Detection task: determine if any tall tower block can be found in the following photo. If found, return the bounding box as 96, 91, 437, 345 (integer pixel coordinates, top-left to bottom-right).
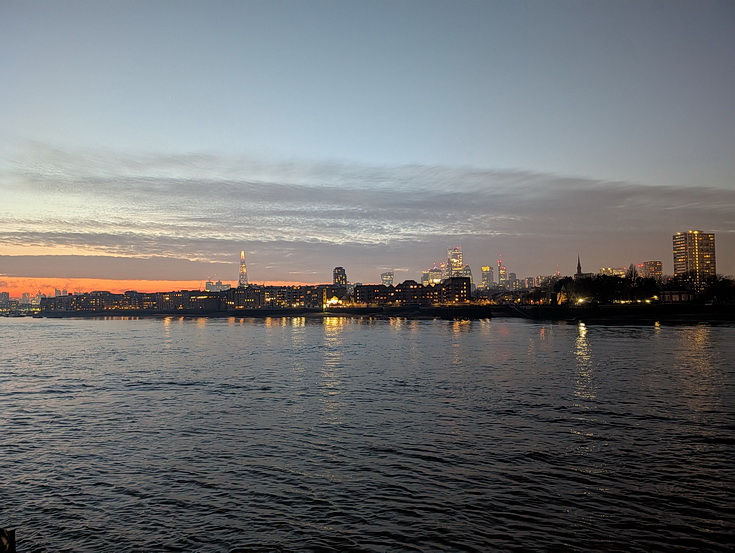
447, 246, 463, 278
238, 250, 249, 287
480, 266, 494, 289
333, 266, 347, 286
497, 259, 507, 288
673, 230, 715, 291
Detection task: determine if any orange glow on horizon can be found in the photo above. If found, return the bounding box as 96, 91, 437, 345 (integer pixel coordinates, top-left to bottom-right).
0, 277, 322, 297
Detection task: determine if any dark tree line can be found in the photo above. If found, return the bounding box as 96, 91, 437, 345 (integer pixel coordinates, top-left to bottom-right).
665, 273, 735, 304
550, 273, 735, 305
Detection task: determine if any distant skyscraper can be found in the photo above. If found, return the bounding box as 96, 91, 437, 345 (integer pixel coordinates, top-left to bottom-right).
381, 271, 394, 286
238, 250, 249, 287
480, 266, 494, 289
673, 230, 716, 290
333, 266, 347, 286
638, 261, 663, 281
439, 261, 449, 280
497, 260, 507, 288
459, 264, 473, 285
447, 247, 463, 278
428, 263, 443, 285
508, 273, 521, 290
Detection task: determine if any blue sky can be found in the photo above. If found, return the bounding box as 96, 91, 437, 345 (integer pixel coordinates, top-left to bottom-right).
1, 0, 734, 288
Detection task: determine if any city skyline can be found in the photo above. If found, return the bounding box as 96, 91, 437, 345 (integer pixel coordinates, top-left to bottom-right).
0, 234, 717, 298
1, 1, 734, 295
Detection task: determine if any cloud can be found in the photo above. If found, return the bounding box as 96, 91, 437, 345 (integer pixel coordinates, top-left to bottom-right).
2, 143, 734, 281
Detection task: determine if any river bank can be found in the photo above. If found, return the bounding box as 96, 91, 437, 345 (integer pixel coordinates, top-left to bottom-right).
505, 303, 735, 324
28, 302, 735, 324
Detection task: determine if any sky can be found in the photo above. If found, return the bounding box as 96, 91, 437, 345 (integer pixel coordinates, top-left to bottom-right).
1, 0, 734, 295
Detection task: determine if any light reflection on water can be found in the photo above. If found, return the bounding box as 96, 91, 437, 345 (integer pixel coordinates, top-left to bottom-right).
574, 322, 596, 402
0, 317, 733, 553
321, 317, 345, 424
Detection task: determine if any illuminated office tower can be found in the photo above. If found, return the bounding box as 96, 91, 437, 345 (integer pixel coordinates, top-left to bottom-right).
480, 266, 494, 289
447, 246, 463, 278
381, 271, 394, 286
439, 261, 449, 280
460, 264, 473, 285
508, 272, 520, 290
333, 266, 347, 286
497, 260, 508, 288
238, 251, 249, 287
673, 230, 716, 290
428, 264, 443, 285
639, 260, 663, 281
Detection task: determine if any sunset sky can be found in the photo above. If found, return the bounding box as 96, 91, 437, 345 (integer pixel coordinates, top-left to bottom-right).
2, 0, 734, 296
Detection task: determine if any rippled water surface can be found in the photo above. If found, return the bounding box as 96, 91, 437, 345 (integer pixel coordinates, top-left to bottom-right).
1, 316, 734, 552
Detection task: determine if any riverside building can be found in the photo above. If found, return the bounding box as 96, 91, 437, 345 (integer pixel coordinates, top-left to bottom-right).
673, 230, 716, 291
333, 267, 347, 286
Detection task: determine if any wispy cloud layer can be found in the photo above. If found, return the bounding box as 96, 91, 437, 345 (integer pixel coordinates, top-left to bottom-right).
2, 143, 733, 282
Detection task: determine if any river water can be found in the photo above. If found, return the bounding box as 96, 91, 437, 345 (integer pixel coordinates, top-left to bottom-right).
1, 316, 733, 552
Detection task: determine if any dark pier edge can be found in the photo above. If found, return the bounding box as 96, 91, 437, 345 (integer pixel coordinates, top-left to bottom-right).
502, 303, 735, 324
34, 303, 734, 323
